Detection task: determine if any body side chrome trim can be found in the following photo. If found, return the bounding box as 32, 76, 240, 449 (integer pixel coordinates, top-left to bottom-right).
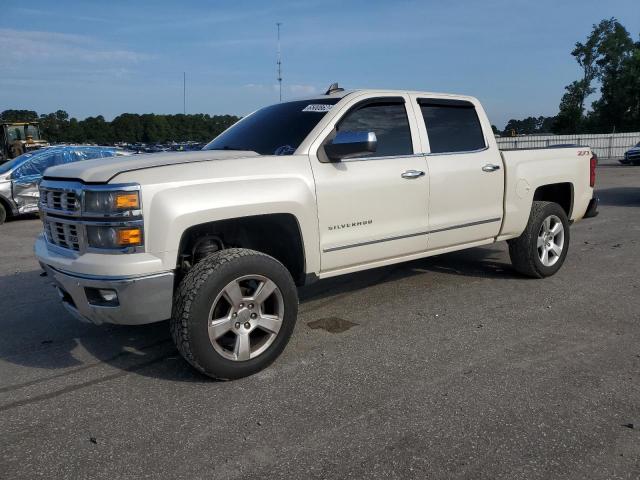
424, 146, 489, 156
338, 153, 425, 163
322, 217, 502, 253
331, 147, 490, 162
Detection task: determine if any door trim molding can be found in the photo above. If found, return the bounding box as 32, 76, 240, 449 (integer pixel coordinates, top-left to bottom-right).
322, 217, 502, 253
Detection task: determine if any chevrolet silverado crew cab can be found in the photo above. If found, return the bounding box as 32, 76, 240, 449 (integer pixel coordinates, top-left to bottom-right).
35, 85, 599, 379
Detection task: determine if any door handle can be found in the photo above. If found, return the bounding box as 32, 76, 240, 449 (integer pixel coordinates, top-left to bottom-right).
482, 164, 501, 172
401, 170, 425, 179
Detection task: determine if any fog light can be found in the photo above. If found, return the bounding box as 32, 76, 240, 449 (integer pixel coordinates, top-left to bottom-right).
117, 228, 142, 246
99, 289, 118, 302
85, 287, 119, 306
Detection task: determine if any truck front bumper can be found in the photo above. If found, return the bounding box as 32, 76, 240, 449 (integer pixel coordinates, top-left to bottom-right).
41, 264, 174, 326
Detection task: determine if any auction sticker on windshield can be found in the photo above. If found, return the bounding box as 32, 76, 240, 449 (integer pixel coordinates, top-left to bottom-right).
302, 104, 333, 112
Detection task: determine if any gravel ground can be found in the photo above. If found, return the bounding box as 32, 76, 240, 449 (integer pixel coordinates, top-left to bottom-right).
0, 164, 638, 479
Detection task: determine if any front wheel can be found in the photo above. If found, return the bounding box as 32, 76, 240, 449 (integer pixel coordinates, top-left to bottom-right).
170, 248, 298, 380
0, 202, 6, 225
508, 201, 570, 278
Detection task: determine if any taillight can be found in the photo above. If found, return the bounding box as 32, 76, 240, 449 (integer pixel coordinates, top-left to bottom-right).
590, 154, 597, 187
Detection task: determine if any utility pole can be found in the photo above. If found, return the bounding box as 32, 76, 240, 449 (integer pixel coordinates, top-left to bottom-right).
183, 72, 186, 115
276, 22, 282, 102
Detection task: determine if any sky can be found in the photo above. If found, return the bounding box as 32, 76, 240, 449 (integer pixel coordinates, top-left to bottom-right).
0, 0, 638, 130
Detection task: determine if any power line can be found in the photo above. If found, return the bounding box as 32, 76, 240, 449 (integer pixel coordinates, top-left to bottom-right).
276, 22, 282, 102
183, 72, 186, 115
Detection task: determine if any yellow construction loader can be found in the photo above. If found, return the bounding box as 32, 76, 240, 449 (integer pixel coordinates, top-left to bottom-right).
0, 122, 50, 162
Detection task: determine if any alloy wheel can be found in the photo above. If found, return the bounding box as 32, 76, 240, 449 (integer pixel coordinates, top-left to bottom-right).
537, 215, 564, 267
207, 275, 284, 361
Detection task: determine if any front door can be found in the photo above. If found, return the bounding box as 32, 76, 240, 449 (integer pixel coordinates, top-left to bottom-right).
309, 94, 430, 273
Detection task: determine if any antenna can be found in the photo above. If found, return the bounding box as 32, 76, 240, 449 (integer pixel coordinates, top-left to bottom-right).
276, 22, 282, 102
183, 72, 186, 115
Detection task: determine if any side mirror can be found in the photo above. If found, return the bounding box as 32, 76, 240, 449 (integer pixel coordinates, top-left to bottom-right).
324, 131, 377, 161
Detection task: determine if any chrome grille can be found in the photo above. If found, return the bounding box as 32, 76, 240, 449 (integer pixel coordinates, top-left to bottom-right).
43, 218, 81, 251
39, 179, 144, 256
39, 186, 80, 214
627, 151, 640, 160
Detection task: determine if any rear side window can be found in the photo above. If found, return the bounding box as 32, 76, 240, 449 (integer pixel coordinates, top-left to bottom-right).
418, 99, 486, 154
337, 101, 413, 157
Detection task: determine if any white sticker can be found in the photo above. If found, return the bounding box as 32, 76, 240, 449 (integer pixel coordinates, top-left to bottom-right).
302, 104, 333, 112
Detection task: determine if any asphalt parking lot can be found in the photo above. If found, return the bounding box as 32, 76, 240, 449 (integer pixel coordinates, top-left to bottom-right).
0, 163, 639, 479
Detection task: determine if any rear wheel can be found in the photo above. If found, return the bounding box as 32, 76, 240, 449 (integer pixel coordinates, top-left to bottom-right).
170, 248, 298, 380
508, 201, 570, 278
0, 202, 7, 225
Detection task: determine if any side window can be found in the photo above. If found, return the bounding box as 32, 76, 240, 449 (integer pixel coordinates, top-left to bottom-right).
337, 101, 413, 157
419, 100, 486, 154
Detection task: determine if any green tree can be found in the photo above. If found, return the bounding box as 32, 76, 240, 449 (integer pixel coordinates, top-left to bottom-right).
39, 110, 71, 143
0, 109, 39, 122
503, 116, 556, 135
79, 116, 113, 144
4, 108, 240, 145
554, 81, 586, 133
556, 18, 639, 133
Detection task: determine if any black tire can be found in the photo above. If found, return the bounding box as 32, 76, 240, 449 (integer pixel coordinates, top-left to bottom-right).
0, 202, 7, 225
170, 248, 298, 380
508, 201, 570, 278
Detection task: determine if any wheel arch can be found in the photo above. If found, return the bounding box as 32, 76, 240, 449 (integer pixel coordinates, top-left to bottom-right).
176, 213, 309, 286
532, 182, 574, 218
0, 193, 16, 220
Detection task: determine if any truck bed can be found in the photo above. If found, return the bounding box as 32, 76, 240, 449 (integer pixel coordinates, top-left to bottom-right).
497, 145, 594, 241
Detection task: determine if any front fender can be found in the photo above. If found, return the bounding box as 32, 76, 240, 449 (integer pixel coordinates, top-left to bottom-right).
144, 177, 320, 273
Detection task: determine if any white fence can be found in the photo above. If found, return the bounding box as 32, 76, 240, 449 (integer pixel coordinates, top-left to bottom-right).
496, 132, 640, 159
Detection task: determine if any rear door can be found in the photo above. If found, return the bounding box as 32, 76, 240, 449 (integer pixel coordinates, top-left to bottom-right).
308, 93, 430, 272
411, 96, 504, 250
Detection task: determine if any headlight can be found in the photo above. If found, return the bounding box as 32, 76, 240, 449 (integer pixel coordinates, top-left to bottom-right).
86, 225, 143, 249
84, 190, 140, 214
81, 185, 144, 251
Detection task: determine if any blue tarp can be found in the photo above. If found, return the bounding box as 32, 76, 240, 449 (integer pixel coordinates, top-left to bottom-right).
0, 146, 121, 177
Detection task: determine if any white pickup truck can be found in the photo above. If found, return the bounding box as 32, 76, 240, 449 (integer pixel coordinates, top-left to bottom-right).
35, 85, 599, 379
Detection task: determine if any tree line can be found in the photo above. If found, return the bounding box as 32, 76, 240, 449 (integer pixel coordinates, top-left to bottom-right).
500, 17, 639, 136
0, 109, 240, 145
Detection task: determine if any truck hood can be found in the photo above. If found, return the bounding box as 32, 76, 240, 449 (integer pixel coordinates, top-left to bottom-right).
43, 150, 259, 183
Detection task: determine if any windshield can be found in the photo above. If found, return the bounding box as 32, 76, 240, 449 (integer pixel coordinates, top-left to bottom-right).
0, 151, 34, 175
4, 125, 24, 142
203, 99, 340, 155
26, 125, 40, 140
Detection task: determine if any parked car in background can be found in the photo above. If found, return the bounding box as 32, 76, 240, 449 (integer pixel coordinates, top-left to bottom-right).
620, 142, 640, 165
0, 146, 128, 224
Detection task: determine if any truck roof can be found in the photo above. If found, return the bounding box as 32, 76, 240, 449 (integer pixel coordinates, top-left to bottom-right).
301, 88, 478, 103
